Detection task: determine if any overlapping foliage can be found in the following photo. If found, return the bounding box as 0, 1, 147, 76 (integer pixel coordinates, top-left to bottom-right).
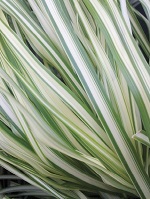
0, 0, 150, 198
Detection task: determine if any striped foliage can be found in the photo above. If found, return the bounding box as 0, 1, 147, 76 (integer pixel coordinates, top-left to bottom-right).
0, 0, 150, 198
